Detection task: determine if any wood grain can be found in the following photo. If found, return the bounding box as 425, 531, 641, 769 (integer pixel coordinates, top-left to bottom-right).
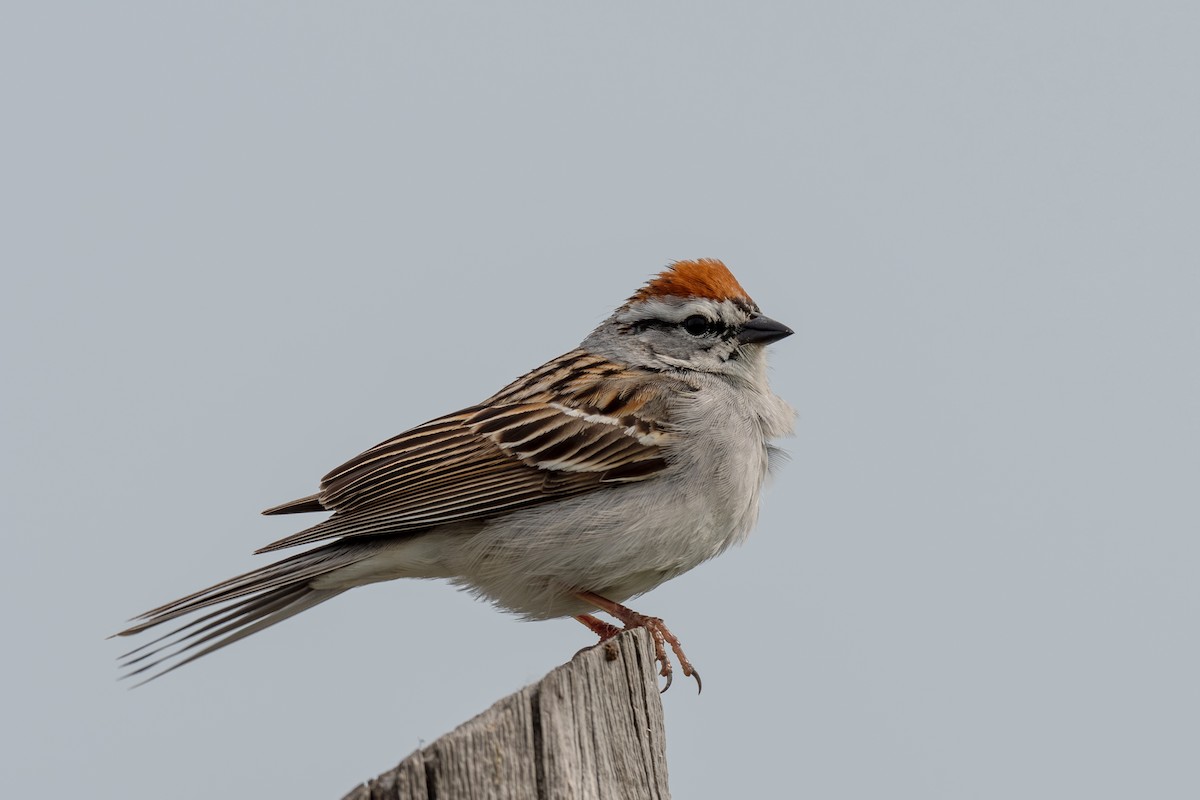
342, 629, 669, 800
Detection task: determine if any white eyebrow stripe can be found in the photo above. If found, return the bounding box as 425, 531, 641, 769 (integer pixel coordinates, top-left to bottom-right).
617, 296, 750, 327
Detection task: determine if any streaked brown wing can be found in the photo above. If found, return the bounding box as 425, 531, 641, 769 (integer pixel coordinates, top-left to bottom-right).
256, 352, 679, 553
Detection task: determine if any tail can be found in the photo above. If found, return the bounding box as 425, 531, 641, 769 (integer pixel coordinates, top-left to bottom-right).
113, 541, 381, 686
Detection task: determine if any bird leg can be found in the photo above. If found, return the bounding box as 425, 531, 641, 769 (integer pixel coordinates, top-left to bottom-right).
574, 590, 701, 693
574, 613, 623, 640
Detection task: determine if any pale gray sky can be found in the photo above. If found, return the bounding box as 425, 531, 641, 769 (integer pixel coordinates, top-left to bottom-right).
4, 3, 1199, 799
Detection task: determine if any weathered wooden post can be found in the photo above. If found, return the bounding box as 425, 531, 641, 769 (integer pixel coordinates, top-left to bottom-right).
342, 628, 670, 800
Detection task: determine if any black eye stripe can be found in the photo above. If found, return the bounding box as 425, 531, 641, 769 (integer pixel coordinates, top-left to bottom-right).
683, 315, 734, 338
631, 319, 672, 333
632, 316, 732, 338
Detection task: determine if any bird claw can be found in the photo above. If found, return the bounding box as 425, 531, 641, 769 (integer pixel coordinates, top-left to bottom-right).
660, 670, 702, 693
574, 592, 701, 694
642, 615, 701, 694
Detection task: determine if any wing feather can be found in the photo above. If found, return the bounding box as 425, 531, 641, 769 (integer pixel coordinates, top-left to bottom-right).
256, 351, 686, 553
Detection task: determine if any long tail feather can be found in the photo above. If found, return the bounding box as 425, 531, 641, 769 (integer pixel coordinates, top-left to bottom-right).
114, 541, 380, 685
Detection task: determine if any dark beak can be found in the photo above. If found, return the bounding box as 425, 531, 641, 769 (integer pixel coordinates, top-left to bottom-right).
737, 314, 794, 345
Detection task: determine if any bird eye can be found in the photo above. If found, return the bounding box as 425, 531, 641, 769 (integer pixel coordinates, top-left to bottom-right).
682, 315, 712, 336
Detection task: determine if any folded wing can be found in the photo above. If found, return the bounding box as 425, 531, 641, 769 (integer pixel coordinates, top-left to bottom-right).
256, 351, 681, 553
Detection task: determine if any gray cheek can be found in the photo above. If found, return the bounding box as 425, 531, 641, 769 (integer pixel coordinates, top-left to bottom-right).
647, 330, 690, 359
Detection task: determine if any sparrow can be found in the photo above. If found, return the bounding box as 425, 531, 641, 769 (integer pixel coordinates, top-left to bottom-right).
115, 258, 795, 691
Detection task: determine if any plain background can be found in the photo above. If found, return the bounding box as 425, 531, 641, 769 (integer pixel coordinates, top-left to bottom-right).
4, 3, 1198, 798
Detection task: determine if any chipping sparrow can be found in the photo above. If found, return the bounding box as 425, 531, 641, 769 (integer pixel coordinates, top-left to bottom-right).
116, 258, 795, 690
